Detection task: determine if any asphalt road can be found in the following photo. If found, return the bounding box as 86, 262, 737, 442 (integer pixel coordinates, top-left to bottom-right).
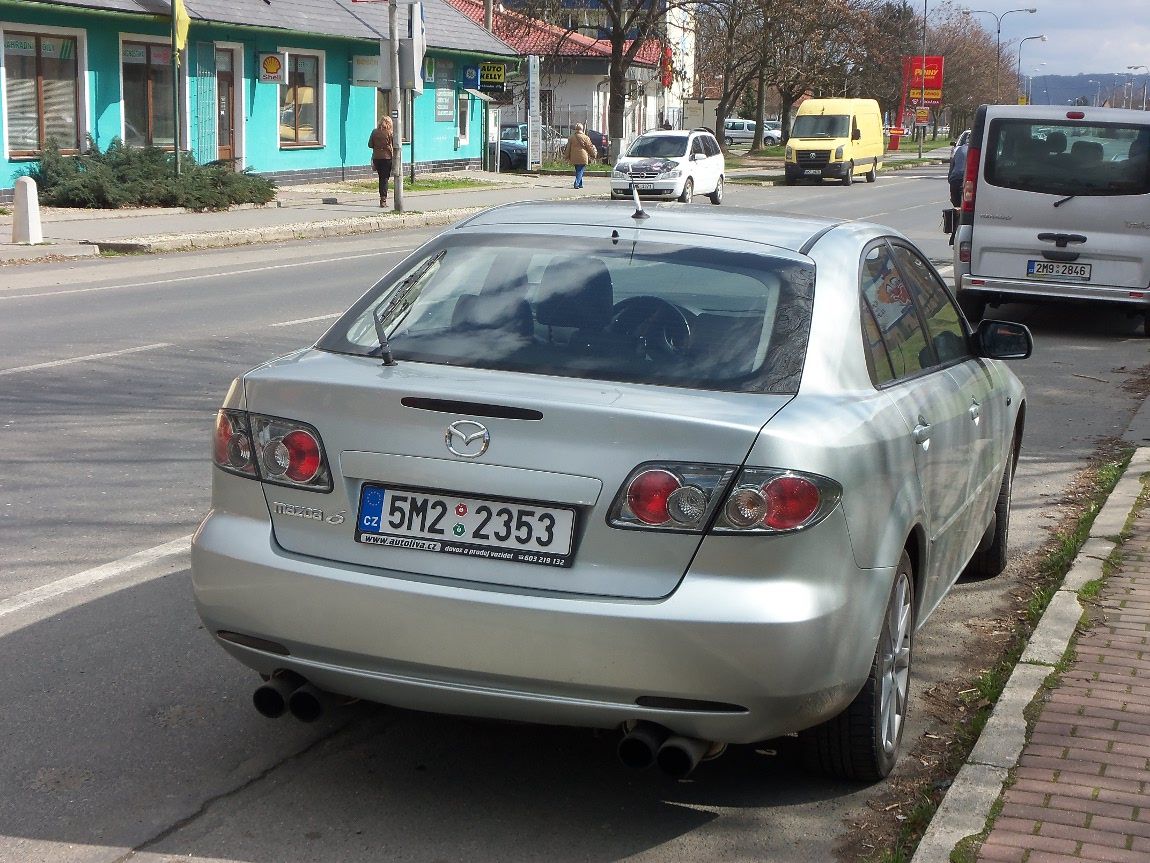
1, 168, 1148, 863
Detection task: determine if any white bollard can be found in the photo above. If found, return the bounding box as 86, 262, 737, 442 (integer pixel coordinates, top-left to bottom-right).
12, 176, 44, 245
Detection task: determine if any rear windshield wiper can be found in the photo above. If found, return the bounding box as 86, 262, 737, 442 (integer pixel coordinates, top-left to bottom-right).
372, 250, 446, 365
1053, 195, 1076, 207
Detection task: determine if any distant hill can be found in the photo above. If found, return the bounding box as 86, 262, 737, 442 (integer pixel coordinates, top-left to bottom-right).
1025, 72, 1150, 109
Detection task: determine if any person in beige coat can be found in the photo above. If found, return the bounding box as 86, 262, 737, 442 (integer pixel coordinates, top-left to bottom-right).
565, 123, 596, 189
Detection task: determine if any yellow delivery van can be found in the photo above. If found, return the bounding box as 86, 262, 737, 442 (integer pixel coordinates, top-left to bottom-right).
785, 98, 884, 186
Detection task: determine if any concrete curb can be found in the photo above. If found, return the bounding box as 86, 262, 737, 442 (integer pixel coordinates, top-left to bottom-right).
91, 206, 489, 254
911, 447, 1150, 862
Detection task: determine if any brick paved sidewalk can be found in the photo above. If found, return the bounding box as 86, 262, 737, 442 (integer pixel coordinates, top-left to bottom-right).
978, 503, 1150, 862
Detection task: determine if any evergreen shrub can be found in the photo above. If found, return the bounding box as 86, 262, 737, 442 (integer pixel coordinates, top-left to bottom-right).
25, 136, 276, 211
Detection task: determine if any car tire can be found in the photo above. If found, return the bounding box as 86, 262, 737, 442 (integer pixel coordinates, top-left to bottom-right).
784, 176, 797, 186
499, 152, 512, 172
865, 160, 877, 182
725, 136, 734, 147
679, 178, 694, 203
799, 551, 914, 782
963, 441, 1017, 580
708, 176, 724, 205
842, 162, 854, 186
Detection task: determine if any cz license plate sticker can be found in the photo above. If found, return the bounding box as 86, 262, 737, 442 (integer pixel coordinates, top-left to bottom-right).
356, 485, 576, 568
1026, 260, 1092, 282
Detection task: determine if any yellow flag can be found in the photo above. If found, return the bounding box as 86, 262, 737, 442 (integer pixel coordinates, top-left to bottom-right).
173, 0, 190, 52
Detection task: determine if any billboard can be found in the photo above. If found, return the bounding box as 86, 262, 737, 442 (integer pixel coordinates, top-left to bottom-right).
904, 55, 945, 106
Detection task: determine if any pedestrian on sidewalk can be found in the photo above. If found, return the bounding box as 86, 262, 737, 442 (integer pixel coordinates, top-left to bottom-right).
368, 116, 396, 208
565, 123, 596, 190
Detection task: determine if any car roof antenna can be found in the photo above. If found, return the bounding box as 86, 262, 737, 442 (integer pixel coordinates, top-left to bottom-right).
630, 183, 649, 220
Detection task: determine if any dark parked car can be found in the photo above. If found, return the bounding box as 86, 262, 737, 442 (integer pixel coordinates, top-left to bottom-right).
488, 139, 527, 171
584, 128, 610, 160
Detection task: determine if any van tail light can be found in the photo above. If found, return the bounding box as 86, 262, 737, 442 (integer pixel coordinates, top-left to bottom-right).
961, 146, 980, 214
959, 240, 971, 264
212, 409, 332, 492
608, 463, 840, 534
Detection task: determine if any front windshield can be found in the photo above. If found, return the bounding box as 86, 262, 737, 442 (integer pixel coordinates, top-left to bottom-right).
791, 115, 850, 138
316, 234, 815, 394
626, 134, 689, 159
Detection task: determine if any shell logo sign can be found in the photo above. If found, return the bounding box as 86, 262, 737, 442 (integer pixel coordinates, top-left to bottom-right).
258, 53, 287, 84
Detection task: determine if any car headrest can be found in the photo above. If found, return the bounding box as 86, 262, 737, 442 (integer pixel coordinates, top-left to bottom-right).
535, 257, 614, 330
1071, 140, 1104, 163
451, 293, 534, 337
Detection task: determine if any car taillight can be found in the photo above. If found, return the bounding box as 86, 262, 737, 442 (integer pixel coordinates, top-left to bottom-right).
961, 146, 980, 214
609, 463, 737, 531
212, 409, 332, 492
608, 463, 840, 534
214, 409, 256, 477
714, 468, 841, 534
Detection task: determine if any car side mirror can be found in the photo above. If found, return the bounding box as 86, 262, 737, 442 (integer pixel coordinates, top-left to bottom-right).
852, 128, 861, 141
975, 319, 1033, 360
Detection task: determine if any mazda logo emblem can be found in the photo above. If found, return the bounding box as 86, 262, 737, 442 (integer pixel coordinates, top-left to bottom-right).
445, 420, 490, 458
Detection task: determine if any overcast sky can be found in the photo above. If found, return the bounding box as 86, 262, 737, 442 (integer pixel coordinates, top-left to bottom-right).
939, 1, 1150, 78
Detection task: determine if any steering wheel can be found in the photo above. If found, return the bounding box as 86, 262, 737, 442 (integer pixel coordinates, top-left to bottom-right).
605, 296, 692, 357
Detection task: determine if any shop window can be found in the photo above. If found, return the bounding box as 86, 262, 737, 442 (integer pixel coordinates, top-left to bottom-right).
121, 41, 175, 148
3, 31, 81, 156
279, 52, 321, 146
376, 89, 412, 143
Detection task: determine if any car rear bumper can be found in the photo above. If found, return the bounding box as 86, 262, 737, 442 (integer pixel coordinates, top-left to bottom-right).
191, 506, 890, 744
958, 273, 1150, 310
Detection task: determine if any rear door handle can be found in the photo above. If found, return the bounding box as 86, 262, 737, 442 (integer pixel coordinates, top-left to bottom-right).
969, 399, 981, 423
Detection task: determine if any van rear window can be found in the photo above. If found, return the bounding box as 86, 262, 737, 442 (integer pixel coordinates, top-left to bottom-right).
985, 119, 1150, 196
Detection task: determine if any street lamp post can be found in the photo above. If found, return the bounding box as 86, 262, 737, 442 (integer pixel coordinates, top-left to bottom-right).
1016, 34, 1045, 103
918, 0, 927, 158
962, 7, 1037, 103
1129, 65, 1149, 111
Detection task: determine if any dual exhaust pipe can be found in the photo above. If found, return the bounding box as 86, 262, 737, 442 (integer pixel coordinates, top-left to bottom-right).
617, 721, 720, 779
255, 678, 717, 777
252, 671, 332, 723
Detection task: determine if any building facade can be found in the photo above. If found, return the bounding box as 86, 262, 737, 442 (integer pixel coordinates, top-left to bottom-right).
0, 0, 517, 201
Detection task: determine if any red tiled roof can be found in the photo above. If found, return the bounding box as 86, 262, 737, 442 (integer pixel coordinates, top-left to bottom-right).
443, 0, 605, 57
443, 0, 656, 66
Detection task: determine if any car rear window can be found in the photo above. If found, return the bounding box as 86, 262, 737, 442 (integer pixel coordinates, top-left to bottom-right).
985, 118, 1150, 196
316, 234, 815, 393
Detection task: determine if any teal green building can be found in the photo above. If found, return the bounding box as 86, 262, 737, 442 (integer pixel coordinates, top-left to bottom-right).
0, 0, 516, 200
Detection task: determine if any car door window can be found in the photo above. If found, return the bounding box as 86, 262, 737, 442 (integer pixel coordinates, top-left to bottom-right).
691, 136, 706, 158
890, 244, 971, 366
859, 243, 929, 380
861, 299, 896, 386
703, 135, 721, 157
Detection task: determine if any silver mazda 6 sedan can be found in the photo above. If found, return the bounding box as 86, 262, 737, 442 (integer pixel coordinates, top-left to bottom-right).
192, 201, 1031, 782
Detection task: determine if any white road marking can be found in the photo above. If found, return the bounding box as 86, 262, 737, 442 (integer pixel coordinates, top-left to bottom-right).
270, 313, 342, 328
0, 536, 192, 619
0, 247, 417, 302
0, 342, 171, 376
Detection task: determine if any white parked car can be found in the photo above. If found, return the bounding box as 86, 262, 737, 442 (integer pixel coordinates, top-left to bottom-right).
610, 129, 725, 204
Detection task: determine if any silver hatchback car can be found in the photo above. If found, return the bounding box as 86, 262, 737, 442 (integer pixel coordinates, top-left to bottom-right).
193, 202, 1031, 781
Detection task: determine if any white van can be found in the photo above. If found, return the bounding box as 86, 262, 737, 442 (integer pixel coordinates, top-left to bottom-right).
953, 104, 1150, 332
